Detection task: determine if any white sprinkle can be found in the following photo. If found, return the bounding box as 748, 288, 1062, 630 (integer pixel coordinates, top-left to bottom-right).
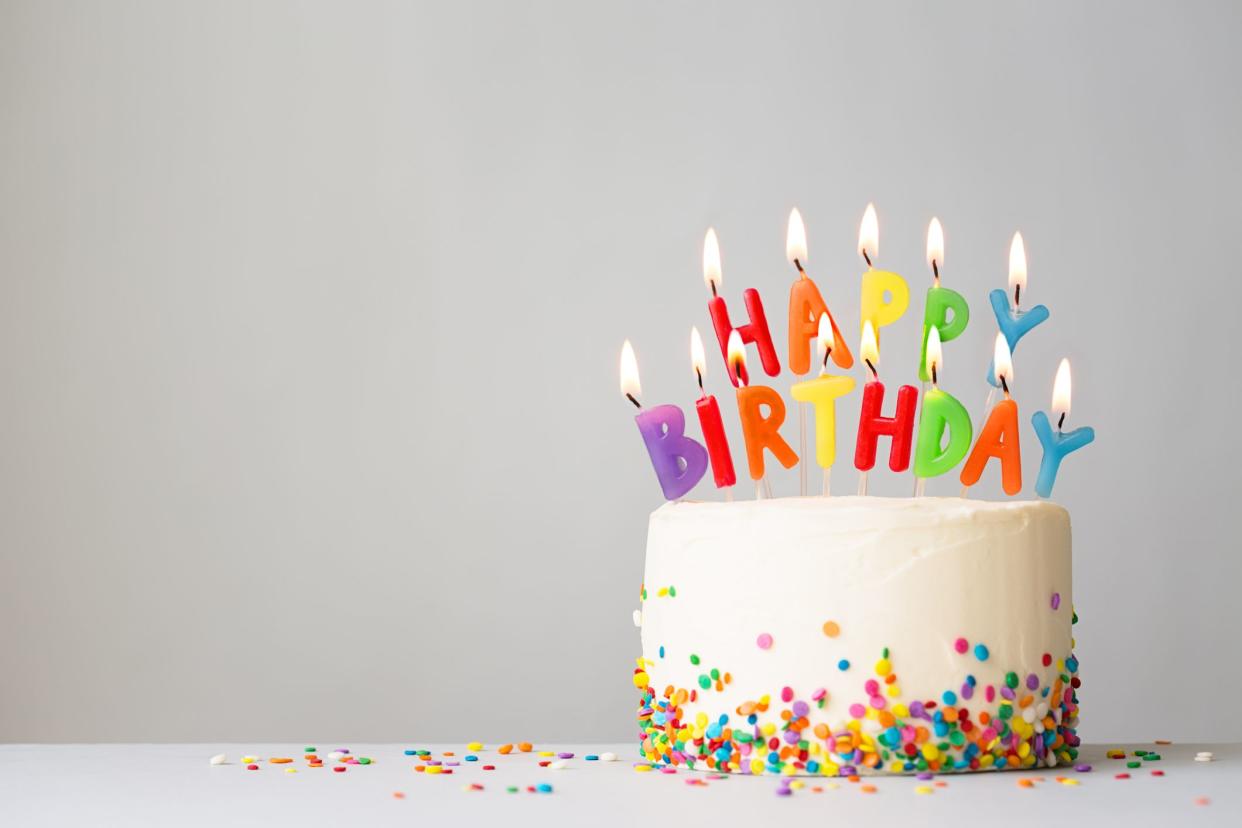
600, 752, 618, 762
550, 759, 570, 770
1022, 707, 1036, 724
209, 754, 227, 766
1195, 753, 1214, 762
632, 610, 642, 627
328, 751, 345, 761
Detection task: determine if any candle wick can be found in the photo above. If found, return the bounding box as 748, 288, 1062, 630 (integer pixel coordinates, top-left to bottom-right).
626, 393, 642, 409
710, 281, 717, 298
931, 363, 938, 388
822, 346, 832, 370
862, 249, 873, 268
865, 358, 877, 382
1057, 411, 1066, 431
932, 260, 939, 282
1000, 375, 1009, 398
794, 258, 806, 279
1014, 283, 1021, 308
695, 367, 704, 393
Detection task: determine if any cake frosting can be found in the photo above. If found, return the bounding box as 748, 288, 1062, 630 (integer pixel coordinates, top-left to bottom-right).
633, 496, 1080, 775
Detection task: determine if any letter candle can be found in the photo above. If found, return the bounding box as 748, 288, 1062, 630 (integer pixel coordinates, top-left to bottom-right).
790, 314, 856, 496
912, 325, 973, 497
984, 232, 1049, 387
785, 208, 853, 494
960, 334, 1022, 496
857, 203, 910, 348
690, 326, 737, 498
620, 340, 709, 501
704, 228, 780, 383
853, 320, 918, 496
1031, 358, 1095, 498
918, 217, 970, 384
729, 330, 798, 499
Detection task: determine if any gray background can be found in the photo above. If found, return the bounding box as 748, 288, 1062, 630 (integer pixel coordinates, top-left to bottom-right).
1, 0, 1238, 743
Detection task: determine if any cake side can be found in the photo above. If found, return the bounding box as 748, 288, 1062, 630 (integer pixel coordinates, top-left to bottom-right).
634, 496, 1079, 775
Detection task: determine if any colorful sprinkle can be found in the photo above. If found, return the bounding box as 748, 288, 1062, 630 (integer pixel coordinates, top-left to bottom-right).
973, 644, 989, 661
954, 637, 969, 654
756, 633, 774, 650
822, 621, 841, 638
1051, 592, 1061, 610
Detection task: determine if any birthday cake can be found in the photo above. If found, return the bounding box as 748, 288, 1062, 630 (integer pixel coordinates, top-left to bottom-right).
633, 496, 1080, 776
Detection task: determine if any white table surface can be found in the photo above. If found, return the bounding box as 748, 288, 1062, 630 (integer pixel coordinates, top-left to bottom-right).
1, 742, 1236, 826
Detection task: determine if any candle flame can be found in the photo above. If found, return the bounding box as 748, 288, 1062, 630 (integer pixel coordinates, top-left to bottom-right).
786, 207, 807, 266
993, 333, 1014, 387
858, 203, 878, 265
620, 339, 641, 400
817, 312, 834, 357
1008, 231, 1027, 303
927, 217, 944, 274
925, 324, 943, 382
860, 319, 879, 368
1052, 358, 1072, 419
703, 227, 722, 293
726, 329, 747, 388
690, 326, 707, 382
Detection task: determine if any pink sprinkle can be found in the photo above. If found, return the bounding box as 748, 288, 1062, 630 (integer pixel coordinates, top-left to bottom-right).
756, 633, 773, 650
849, 703, 866, 719
869, 695, 887, 710
811, 688, 827, 701
781, 686, 794, 703
954, 637, 969, 653
1051, 592, 1061, 610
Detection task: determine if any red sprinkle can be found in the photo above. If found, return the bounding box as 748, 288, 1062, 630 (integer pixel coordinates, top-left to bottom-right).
1042, 653, 1052, 666
334, 766, 346, 773
483, 765, 496, 771
1115, 773, 1130, 779
1151, 770, 1164, 777
246, 764, 258, 771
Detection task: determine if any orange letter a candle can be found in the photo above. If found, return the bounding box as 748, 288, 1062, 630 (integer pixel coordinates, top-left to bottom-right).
959, 398, 1022, 495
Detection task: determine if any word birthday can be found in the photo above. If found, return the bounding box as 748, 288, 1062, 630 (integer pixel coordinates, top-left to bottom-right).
619, 206, 1095, 502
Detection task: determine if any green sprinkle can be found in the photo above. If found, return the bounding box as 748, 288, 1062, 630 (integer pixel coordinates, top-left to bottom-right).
710, 668, 720, 680
304, 746, 316, 753
668, 586, 676, 597
1005, 672, 1019, 689
507, 786, 519, 793
698, 675, 711, 689
358, 757, 371, 765
1127, 761, 1141, 769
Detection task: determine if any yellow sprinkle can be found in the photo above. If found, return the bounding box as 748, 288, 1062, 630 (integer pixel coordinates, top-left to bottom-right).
921, 743, 939, 761
1060, 778, 1079, 786
915, 785, 933, 795
467, 742, 483, 751
789, 780, 804, 790
285, 768, 297, 774
633, 672, 649, 689
634, 764, 652, 773
426, 766, 442, 774
875, 658, 892, 676
538, 751, 555, 757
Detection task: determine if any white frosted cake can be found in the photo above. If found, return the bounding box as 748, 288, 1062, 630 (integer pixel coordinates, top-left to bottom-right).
633, 496, 1081, 775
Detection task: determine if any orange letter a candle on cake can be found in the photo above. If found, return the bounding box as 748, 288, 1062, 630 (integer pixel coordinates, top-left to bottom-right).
728, 331, 797, 483
960, 334, 1023, 496
703, 228, 780, 378
785, 208, 853, 375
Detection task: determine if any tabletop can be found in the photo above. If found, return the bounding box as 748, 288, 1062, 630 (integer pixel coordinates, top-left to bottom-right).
2, 741, 1235, 826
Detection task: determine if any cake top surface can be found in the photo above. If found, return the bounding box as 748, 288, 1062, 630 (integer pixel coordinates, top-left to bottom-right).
651, 495, 1068, 530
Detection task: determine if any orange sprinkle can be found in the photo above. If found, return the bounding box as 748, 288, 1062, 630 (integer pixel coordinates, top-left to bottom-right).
1018, 778, 1035, 788
269, 758, 293, 764
813, 723, 830, 739
1018, 695, 1034, 709
822, 620, 840, 638
518, 743, 533, 753
860, 784, 877, 793
498, 744, 513, 755
393, 791, 406, 799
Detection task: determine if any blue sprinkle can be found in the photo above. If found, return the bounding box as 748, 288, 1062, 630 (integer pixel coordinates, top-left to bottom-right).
585, 754, 599, 761
838, 659, 850, 671
465, 755, 478, 761
535, 783, 553, 793
942, 691, 957, 706
403, 749, 416, 755
659, 645, 665, 659
966, 674, 977, 686
974, 644, 990, 661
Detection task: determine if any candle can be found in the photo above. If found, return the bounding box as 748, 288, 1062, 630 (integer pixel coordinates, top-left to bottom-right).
790, 314, 856, 494
960, 334, 1022, 495
690, 326, 737, 490
620, 340, 709, 501
913, 325, 973, 482
857, 203, 910, 347
1031, 358, 1095, 498
729, 331, 798, 492
786, 208, 853, 374
918, 217, 970, 382
854, 320, 918, 492
704, 228, 780, 382
986, 232, 1050, 386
